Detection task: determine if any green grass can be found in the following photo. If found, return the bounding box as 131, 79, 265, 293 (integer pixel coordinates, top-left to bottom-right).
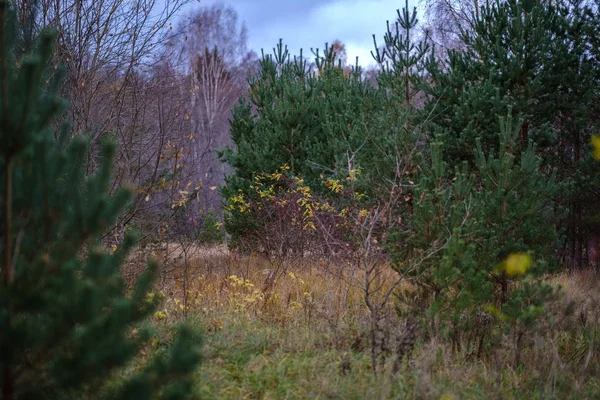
114, 255, 600, 399
140, 312, 599, 399
191, 315, 402, 400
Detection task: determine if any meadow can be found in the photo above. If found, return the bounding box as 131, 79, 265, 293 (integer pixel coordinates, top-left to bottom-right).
117, 244, 600, 399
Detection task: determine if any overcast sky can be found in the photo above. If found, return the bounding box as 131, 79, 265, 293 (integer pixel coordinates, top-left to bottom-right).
185, 0, 419, 67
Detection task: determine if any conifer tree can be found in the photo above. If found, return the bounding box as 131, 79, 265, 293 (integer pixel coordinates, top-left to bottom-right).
0, 4, 201, 398
220, 41, 386, 246
221, 1, 434, 248
396, 115, 558, 357
424, 0, 600, 268
367, 0, 431, 199
424, 0, 559, 162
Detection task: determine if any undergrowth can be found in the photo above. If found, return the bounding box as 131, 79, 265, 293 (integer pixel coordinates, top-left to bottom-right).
115, 250, 600, 399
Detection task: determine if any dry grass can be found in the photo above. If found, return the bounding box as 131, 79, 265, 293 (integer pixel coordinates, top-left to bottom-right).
155, 251, 369, 343
120, 248, 600, 399
551, 269, 600, 325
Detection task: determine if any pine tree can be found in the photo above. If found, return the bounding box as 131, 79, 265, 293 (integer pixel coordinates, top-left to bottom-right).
424, 0, 560, 162
395, 114, 558, 357
220, 40, 387, 246
424, 0, 600, 269
198, 208, 224, 245
0, 4, 201, 399
367, 0, 431, 199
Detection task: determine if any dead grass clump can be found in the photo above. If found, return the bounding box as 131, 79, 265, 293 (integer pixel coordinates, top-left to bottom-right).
552, 269, 600, 325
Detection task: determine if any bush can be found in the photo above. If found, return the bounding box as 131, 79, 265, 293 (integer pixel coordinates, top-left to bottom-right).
198, 208, 225, 245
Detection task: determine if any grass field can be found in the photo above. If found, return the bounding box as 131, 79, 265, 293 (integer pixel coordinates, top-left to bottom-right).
118, 247, 600, 399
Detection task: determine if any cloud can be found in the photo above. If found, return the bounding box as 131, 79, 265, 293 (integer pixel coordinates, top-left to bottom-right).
188, 0, 418, 67
345, 41, 377, 67
231, 0, 412, 67
308, 0, 398, 41
307, 0, 407, 66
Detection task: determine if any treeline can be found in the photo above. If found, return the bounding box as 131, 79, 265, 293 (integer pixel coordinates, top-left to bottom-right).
223, 0, 600, 269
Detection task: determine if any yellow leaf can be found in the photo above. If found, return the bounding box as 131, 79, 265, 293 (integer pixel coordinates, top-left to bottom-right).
504, 253, 532, 277
210, 186, 217, 191
154, 310, 167, 320
592, 135, 600, 161
439, 394, 455, 400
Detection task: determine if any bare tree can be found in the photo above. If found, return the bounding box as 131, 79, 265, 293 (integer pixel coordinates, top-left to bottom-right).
177, 4, 255, 212
13, 0, 192, 141
420, 0, 482, 52
109, 60, 201, 243
11, 0, 203, 244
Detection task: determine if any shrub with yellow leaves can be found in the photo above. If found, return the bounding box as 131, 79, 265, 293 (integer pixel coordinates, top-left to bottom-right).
224, 165, 348, 256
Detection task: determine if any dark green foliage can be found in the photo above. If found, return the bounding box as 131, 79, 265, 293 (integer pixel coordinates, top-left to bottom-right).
394, 115, 559, 357
0, 4, 201, 399
220, 41, 388, 245
198, 208, 224, 245
424, 0, 600, 268
221, 1, 436, 248
470, 115, 558, 271
424, 0, 560, 161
